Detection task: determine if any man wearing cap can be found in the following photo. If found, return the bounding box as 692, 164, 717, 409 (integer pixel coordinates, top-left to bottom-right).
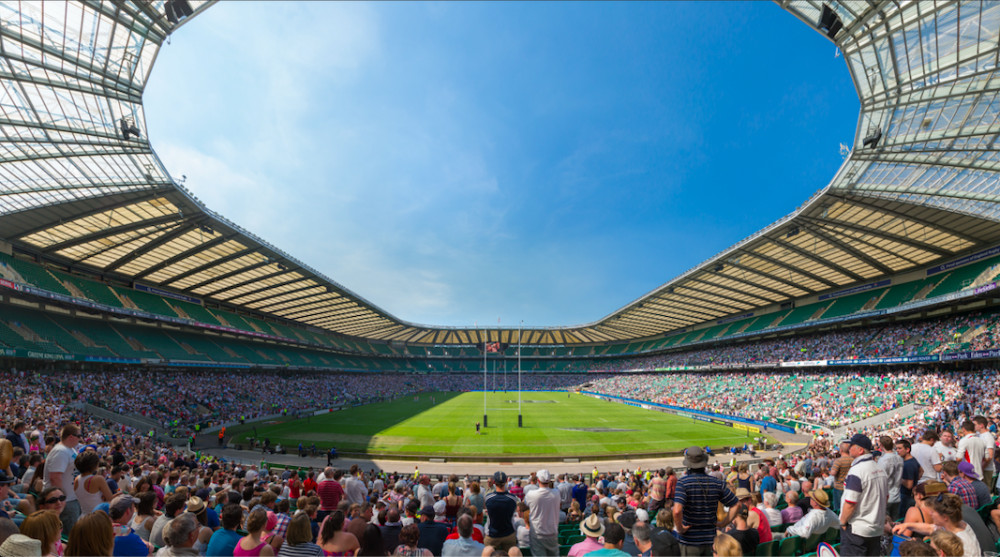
959, 460, 992, 509
416, 505, 448, 556
941, 460, 979, 509
785, 489, 838, 540
568, 514, 604, 557
110, 493, 151, 556
0, 471, 14, 520
839, 433, 888, 557
673, 446, 740, 556
525, 469, 560, 556
43, 424, 80, 536
484, 471, 519, 552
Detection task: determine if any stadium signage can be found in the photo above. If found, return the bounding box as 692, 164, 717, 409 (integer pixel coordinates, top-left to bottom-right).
818, 279, 891, 301
827, 355, 939, 365
134, 283, 203, 305
927, 245, 1000, 276
779, 360, 827, 367
717, 313, 754, 325
942, 348, 1000, 362
974, 281, 999, 295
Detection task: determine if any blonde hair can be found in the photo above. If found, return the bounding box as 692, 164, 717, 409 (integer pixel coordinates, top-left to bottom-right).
713, 533, 743, 557
929, 529, 964, 557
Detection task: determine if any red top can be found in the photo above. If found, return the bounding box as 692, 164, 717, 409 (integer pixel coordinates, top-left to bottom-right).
318, 479, 345, 511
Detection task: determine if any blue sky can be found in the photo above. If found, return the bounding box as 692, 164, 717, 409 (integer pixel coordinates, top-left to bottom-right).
144, 2, 859, 328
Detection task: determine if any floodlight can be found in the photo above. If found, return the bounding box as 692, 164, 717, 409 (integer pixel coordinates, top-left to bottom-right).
862, 128, 882, 148
119, 118, 141, 140
818, 5, 844, 40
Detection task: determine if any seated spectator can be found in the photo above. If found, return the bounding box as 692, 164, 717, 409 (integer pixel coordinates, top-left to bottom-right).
391, 524, 431, 557
65, 511, 114, 557
584, 522, 628, 557
892, 493, 980, 557
441, 515, 483, 557
784, 489, 837, 539
19, 510, 62, 557
318, 511, 358, 557
713, 533, 742, 557
156, 513, 200, 556
236, 508, 275, 557
276, 514, 322, 557
568, 514, 603, 557
206, 504, 243, 557
780, 491, 802, 524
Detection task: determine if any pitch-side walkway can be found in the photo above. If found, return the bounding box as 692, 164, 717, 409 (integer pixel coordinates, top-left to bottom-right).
195, 428, 809, 477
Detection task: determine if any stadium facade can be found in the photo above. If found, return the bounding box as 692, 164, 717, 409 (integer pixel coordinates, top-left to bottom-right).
0, 1, 999, 371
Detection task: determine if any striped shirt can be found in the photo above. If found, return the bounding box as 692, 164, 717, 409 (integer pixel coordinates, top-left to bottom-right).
674, 470, 738, 546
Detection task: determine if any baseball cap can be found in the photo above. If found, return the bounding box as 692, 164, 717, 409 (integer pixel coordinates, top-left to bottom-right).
847, 433, 873, 452
492, 471, 507, 485
536, 469, 551, 483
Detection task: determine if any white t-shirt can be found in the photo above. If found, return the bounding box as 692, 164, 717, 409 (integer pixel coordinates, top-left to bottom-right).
978, 431, 995, 472
957, 434, 986, 480
934, 441, 958, 462
954, 523, 981, 557
911, 442, 941, 482
43, 443, 77, 502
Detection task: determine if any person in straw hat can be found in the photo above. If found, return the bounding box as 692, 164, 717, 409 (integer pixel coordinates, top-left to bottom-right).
567, 514, 604, 557
784, 488, 839, 540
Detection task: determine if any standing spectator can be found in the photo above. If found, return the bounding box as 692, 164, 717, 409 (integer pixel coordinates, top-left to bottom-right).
838, 434, 888, 557
524, 469, 560, 557
673, 446, 739, 556
935, 430, 959, 463
316, 468, 344, 522
897, 439, 922, 518
483, 472, 518, 552
877, 436, 903, 520
912, 430, 942, 483
42, 424, 80, 536
571, 476, 588, 513
344, 465, 368, 507
647, 470, 666, 515
957, 421, 986, 481
556, 475, 572, 514
830, 441, 853, 513
973, 416, 995, 489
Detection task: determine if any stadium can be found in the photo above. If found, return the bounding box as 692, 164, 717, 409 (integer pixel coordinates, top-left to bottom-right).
0, 1, 998, 556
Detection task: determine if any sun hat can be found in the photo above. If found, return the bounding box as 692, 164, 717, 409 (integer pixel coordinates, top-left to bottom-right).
0, 534, 40, 557
683, 446, 709, 469
734, 488, 752, 500
580, 514, 605, 538
810, 489, 830, 508
185, 496, 206, 514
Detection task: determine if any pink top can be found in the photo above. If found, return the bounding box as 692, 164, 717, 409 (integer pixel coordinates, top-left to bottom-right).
233, 538, 267, 557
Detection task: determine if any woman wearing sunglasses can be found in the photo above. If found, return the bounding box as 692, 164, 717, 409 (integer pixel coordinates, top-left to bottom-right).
37, 488, 68, 516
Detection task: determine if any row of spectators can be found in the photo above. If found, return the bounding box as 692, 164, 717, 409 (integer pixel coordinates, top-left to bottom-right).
592, 310, 1000, 371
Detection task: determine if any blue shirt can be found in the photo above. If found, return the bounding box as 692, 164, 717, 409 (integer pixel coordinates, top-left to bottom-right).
205, 529, 242, 557
675, 470, 738, 547
113, 532, 148, 557
759, 475, 777, 495
205, 507, 220, 529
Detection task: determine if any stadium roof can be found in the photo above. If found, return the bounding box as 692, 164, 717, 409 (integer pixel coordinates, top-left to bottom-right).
0, 0, 999, 345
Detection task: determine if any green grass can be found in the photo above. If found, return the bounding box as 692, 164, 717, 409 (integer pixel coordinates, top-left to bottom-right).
236, 391, 762, 458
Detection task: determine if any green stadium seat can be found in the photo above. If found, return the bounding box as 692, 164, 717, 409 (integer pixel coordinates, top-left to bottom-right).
777, 535, 801, 557
755, 539, 779, 557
